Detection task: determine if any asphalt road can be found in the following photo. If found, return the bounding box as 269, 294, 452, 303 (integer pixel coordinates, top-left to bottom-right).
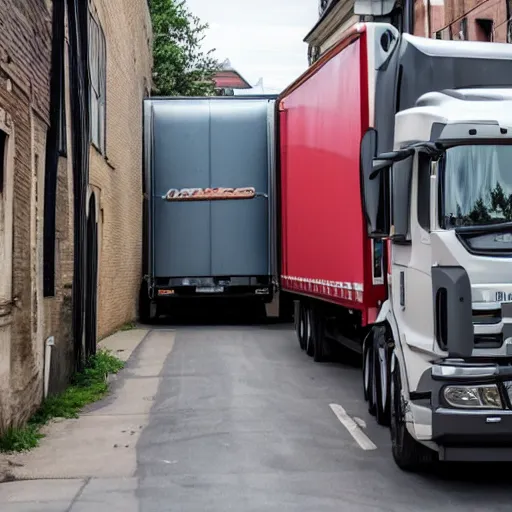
135, 320, 512, 512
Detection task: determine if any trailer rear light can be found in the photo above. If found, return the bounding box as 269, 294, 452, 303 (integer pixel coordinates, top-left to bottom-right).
157, 289, 175, 296
443, 384, 502, 409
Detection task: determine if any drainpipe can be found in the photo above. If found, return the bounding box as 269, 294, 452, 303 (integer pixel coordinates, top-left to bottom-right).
426, 0, 431, 37
507, 0, 511, 42
44, 336, 55, 398
400, 0, 415, 34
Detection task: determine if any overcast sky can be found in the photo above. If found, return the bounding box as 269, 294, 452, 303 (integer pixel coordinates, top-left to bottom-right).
184, 0, 319, 91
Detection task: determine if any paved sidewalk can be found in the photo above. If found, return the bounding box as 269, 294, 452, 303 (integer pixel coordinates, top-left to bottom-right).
0, 326, 175, 511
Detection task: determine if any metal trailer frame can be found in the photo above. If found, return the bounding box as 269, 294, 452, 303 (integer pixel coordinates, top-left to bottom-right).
141, 95, 280, 318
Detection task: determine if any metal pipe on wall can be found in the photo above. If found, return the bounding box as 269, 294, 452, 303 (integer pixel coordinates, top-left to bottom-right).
426, 0, 431, 37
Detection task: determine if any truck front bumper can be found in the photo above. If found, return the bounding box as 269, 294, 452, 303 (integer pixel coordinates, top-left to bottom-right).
418, 358, 512, 461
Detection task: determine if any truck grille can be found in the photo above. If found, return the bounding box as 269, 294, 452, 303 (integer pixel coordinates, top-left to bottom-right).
474, 333, 503, 349
472, 308, 501, 325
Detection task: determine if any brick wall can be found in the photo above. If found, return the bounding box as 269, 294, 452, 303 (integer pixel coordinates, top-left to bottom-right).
88, 0, 152, 339
416, 0, 509, 41
0, 0, 52, 428
414, 0, 445, 37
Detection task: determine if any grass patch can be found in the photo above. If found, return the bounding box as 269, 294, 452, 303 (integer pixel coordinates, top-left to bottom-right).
119, 321, 137, 331
0, 349, 124, 453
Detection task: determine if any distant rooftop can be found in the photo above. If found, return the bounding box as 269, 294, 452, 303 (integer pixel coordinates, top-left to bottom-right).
234, 78, 282, 96
213, 59, 252, 90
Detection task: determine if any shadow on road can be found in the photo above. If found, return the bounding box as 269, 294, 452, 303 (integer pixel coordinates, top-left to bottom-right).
416, 461, 512, 487
139, 301, 291, 329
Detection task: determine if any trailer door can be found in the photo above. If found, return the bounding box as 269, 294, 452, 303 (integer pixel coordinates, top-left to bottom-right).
209, 99, 270, 277
152, 100, 211, 277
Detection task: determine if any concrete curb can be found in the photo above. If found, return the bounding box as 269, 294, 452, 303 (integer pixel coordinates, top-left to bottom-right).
99, 327, 150, 363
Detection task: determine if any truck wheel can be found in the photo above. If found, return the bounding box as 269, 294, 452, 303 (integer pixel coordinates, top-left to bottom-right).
390, 358, 435, 472
297, 303, 307, 350
365, 340, 377, 415
362, 333, 373, 402
294, 301, 301, 340
374, 330, 391, 426
311, 308, 331, 363
305, 306, 315, 357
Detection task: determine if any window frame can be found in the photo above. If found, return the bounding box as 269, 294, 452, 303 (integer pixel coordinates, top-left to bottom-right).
0, 130, 6, 196
475, 18, 494, 42
0, 118, 14, 313
88, 10, 107, 155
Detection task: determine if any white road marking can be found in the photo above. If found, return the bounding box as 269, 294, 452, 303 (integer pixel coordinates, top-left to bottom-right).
329, 403, 377, 451
354, 417, 366, 429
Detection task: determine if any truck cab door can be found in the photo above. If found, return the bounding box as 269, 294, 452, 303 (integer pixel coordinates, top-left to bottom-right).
389, 152, 436, 355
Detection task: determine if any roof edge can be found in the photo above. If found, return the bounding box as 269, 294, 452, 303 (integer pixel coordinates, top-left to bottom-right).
304, 0, 345, 42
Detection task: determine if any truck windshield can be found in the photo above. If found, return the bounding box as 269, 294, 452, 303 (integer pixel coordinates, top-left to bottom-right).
440, 144, 512, 229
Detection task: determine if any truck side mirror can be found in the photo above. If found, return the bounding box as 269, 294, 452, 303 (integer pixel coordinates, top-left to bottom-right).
391, 155, 414, 242
360, 128, 390, 238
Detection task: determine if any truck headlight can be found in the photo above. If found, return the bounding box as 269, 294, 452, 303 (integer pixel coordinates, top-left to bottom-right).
443, 384, 502, 409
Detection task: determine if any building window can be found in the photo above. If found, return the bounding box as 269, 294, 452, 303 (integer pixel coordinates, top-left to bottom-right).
308, 45, 320, 66
435, 27, 452, 40
319, 0, 332, 17
0, 130, 5, 196
459, 18, 468, 40
476, 19, 493, 42
58, 41, 68, 156
0, 125, 13, 309
88, 12, 107, 154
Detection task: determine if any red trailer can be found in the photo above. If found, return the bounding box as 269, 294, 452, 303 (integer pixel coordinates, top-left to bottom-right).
279, 24, 387, 359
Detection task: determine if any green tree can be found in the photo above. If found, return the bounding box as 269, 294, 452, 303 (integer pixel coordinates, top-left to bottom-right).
150, 0, 220, 96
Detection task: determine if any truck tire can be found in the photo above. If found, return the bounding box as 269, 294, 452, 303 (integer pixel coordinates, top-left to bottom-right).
390, 358, 435, 471
305, 306, 315, 357
374, 329, 391, 426
312, 306, 330, 362
297, 302, 307, 350
364, 339, 376, 415
362, 333, 373, 402
294, 300, 300, 339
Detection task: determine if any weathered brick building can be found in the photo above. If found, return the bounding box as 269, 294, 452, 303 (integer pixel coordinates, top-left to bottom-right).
88, 0, 152, 340
0, 0, 52, 430
0, 0, 152, 430
307, 0, 511, 64
417, 0, 508, 41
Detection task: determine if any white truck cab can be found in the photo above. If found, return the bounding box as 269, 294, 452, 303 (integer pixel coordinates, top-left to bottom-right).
358, 22, 512, 469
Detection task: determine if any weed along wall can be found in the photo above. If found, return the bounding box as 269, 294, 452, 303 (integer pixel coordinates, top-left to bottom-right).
0, 349, 124, 453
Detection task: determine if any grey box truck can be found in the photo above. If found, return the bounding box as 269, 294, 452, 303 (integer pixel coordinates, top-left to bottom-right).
139, 96, 280, 322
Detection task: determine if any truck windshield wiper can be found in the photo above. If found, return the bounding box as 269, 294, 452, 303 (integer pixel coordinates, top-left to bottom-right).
455, 221, 512, 234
